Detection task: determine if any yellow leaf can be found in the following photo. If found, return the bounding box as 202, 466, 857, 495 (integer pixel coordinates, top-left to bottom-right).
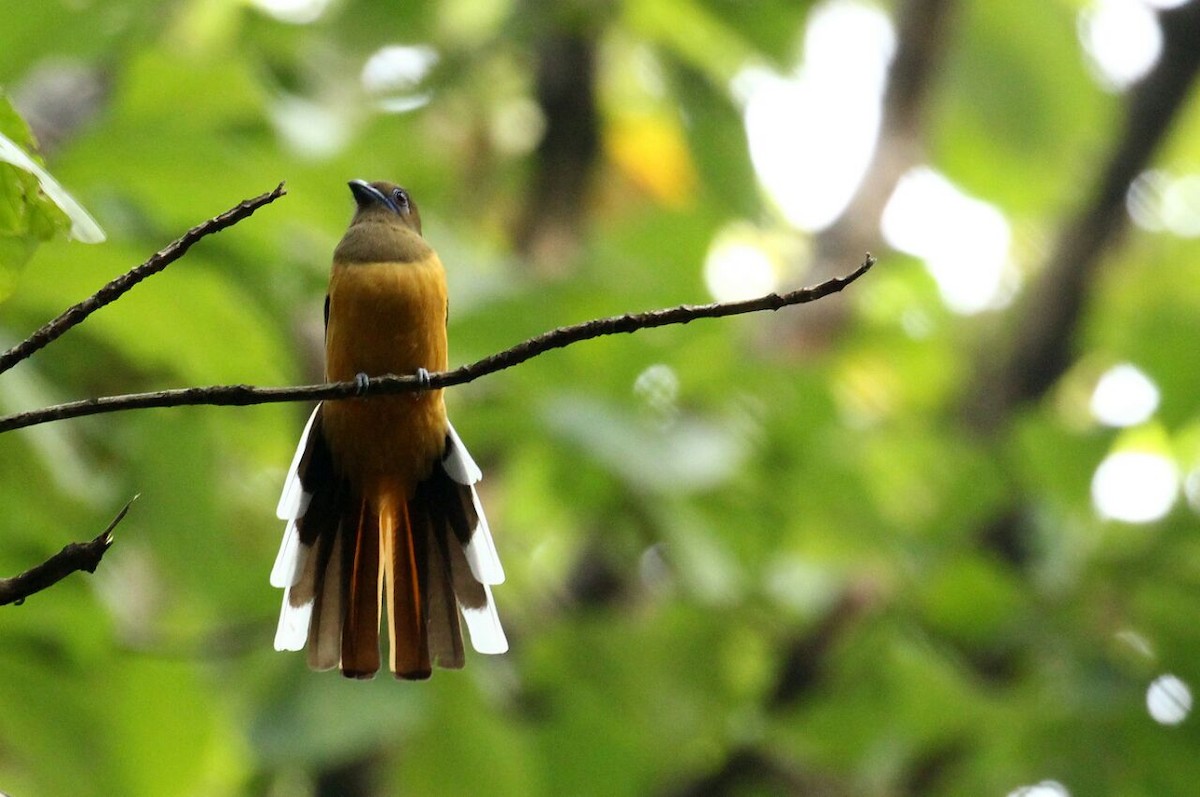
606, 114, 697, 207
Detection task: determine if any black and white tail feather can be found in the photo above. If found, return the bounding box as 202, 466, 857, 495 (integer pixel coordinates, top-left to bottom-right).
270, 405, 507, 675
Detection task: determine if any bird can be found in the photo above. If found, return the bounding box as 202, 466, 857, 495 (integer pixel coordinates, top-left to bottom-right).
269, 179, 507, 680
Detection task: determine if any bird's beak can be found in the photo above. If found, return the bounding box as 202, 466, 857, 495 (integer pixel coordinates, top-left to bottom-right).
348, 179, 397, 213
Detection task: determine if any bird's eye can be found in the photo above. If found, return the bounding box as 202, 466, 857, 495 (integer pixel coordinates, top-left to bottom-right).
392, 188, 410, 212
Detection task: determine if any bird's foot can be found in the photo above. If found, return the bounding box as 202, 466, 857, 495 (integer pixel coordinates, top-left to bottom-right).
411, 368, 432, 401
354, 372, 371, 396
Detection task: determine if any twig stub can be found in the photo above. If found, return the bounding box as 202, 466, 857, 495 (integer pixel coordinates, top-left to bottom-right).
0, 496, 137, 607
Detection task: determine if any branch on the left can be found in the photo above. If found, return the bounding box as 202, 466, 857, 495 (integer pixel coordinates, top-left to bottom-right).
0, 184, 288, 604
0, 496, 137, 606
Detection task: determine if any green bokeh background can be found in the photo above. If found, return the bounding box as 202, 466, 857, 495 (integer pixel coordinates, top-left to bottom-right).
1, 1, 1199, 795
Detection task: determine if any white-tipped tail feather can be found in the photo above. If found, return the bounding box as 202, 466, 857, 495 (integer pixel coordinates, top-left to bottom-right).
443, 421, 483, 485
443, 426, 507, 651
276, 407, 318, 520
461, 584, 508, 654
274, 590, 314, 651
269, 520, 309, 588
463, 487, 505, 585
270, 411, 508, 672
444, 421, 505, 587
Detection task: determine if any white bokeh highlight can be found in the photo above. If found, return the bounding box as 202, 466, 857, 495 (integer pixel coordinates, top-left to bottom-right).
1184, 468, 1200, 514
361, 45, 439, 112
1091, 451, 1179, 523
881, 166, 1014, 314
1127, 169, 1200, 236
250, 0, 332, 24
703, 236, 780, 303
1160, 174, 1200, 237
737, 0, 894, 231
633, 363, 681, 423
1077, 0, 1162, 91
270, 95, 353, 159
1147, 674, 1192, 725
1089, 363, 1160, 427
1007, 780, 1071, 797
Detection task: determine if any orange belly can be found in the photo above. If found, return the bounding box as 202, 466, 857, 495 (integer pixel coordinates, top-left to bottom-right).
321, 258, 449, 497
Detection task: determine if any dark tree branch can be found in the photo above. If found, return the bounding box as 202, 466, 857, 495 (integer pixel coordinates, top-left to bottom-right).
967, 0, 1200, 429
0, 255, 875, 434
665, 747, 832, 797
0, 496, 136, 606
0, 182, 288, 375
770, 580, 882, 708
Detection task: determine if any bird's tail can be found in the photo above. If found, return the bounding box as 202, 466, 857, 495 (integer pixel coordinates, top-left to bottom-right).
271, 406, 507, 679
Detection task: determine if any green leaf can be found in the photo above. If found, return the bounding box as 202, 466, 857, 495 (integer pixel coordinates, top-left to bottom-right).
0, 96, 103, 246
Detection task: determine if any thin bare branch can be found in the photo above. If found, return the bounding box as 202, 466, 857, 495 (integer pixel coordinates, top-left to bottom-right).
0, 255, 876, 434
0, 183, 288, 375
0, 496, 137, 606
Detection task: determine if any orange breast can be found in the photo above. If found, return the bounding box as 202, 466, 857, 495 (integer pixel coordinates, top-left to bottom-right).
321, 257, 449, 496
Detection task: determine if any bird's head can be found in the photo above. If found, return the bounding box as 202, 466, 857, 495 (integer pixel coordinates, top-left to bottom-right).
347, 179, 422, 234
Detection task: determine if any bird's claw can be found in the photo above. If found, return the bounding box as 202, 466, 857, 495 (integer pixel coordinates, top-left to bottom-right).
414, 368, 431, 390
354, 372, 371, 396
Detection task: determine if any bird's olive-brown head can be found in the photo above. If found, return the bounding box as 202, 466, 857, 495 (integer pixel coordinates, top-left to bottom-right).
335, 179, 431, 264
348, 179, 422, 234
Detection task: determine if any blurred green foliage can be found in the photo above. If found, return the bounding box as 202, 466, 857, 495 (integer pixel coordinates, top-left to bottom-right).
0, 1, 1199, 796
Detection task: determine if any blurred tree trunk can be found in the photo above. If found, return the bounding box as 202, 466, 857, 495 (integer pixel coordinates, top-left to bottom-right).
514, 26, 601, 274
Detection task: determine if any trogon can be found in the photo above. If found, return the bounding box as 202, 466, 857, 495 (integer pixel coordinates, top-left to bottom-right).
270, 179, 507, 680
